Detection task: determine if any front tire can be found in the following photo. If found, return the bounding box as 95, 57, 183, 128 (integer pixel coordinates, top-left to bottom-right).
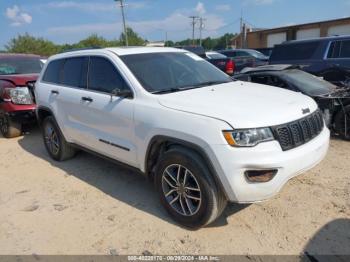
42, 116, 76, 161
155, 147, 227, 228
0, 114, 22, 138
334, 105, 350, 141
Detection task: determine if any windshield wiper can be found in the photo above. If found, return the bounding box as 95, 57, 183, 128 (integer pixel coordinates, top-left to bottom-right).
181, 80, 231, 90
151, 88, 184, 94
151, 80, 231, 94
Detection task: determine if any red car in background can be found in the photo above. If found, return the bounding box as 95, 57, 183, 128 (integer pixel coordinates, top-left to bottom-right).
0, 54, 43, 138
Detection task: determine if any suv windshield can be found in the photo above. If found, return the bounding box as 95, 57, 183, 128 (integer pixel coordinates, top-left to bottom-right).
281, 69, 337, 95
120, 52, 232, 94
0, 56, 43, 75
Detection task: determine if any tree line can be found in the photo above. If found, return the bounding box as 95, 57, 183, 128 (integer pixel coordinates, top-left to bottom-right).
2, 28, 236, 56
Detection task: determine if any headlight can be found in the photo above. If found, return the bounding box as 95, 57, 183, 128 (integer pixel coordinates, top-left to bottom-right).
223, 128, 274, 147
5, 87, 33, 105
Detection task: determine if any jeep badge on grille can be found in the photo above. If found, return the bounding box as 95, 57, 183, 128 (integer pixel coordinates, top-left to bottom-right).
302, 108, 310, 114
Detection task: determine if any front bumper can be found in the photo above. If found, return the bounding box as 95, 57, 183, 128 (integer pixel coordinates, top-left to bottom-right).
208, 127, 330, 203
0, 102, 36, 124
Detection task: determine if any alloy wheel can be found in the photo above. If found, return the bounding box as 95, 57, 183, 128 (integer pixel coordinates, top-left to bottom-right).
161, 164, 202, 216
44, 124, 60, 155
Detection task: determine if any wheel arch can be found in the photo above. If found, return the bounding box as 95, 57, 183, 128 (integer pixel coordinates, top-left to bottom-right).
36, 106, 54, 124
144, 135, 229, 199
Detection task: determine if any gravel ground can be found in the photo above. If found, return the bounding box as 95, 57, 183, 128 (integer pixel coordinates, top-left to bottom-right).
0, 127, 349, 255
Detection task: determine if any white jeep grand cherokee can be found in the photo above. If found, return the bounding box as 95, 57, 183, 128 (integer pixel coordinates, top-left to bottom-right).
35, 47, 330, 228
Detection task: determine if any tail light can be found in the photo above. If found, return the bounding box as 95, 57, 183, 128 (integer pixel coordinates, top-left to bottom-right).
225, 59, 235, 75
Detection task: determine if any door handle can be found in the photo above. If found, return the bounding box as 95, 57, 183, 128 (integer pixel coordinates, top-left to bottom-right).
81, 96, 93, 102
51, 90, 59, 95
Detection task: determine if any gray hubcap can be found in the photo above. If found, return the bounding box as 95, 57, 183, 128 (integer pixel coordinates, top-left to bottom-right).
44, 124, 60, 155
162, 164, 202, 216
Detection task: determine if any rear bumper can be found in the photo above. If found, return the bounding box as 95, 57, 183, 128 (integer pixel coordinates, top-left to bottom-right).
208, 127, 330, 203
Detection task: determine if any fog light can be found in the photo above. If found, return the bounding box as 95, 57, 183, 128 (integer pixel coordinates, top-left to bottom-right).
245, 170, 277, 183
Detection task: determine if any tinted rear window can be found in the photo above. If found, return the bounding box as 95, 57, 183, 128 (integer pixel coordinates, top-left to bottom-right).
62, 57, 88, 88
42, 59, 64, 84
270, 41, 320, 61
340, 40, 350, 58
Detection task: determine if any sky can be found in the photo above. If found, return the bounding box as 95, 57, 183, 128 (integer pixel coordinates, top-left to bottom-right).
1, 0, 350, 48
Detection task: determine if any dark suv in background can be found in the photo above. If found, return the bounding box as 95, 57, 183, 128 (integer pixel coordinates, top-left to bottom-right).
269, 35, 350, 87
0, 54, 43, 138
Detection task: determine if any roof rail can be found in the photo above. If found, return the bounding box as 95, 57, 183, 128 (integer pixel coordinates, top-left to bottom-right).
59, 46, 102, 54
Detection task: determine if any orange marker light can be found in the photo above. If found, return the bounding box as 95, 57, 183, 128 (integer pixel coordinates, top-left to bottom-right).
223, 131, 236, 146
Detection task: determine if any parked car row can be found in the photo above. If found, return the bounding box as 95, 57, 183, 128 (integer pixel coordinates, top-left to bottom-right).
175, 46, 235, 75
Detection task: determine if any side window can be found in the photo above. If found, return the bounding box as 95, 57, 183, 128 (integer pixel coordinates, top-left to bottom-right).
88, 57, 128, 94
42, 59, 64, 84
62, 57, 88, 88
223, 52, 235, 57
340, 40, 350, 58
270, 42, 320, 61
327, 41, 341, 58
236, 51, 248, 57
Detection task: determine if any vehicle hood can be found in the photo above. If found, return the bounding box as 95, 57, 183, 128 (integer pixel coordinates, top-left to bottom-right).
157, 81, 318, 128
0, 74, 38, 86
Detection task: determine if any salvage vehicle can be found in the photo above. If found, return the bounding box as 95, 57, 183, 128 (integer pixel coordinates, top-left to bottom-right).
234, 65, 350, 140
35, 47, 330, 228
269, 36, 350, 88
0, 53, 43, 138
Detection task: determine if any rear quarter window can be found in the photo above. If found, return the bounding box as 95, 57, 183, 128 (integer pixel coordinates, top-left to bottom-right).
270, 41, 320, 61
42, 59, 64, 84
340, 40, 350, 58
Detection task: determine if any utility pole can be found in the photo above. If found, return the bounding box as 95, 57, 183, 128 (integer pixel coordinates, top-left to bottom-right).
189, 16, 199, 45
115, 0, 128, 46
240, 9, 243, 49
199, 17, 206, 47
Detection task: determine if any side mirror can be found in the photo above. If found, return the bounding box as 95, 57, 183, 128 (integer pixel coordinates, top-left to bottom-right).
110, 88, 133, 99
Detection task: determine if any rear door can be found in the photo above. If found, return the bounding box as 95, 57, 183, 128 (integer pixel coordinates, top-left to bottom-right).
49, 56, 90, 143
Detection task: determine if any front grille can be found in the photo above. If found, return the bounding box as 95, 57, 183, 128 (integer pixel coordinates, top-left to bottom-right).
272, 110, 324, 151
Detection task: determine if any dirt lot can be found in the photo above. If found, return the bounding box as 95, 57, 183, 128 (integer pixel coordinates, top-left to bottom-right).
0, 127, 349, 255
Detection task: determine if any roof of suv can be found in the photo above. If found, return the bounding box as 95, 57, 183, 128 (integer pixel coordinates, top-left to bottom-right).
53, 47, 186, 59
281, 35, 350, 45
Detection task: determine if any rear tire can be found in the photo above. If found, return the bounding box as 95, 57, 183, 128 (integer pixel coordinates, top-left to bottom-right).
0, 115, 22, 138
334, 105, 350, 141
42, 116, 76, 161
155, 146, 227, 229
